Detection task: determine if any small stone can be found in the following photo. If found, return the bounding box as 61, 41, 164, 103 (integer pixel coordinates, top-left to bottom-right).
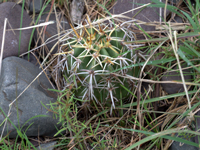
0, 56, 60, 138
172, 15, 183, 23
23, 53, 40, 67
110, 0, 163, 32
169, 117, 198, 150
70, 0, 85, 24
161, 64, 193, 94
168, 0, 195, 5
36, 141, 57, 150
169, 133, 198, 150
29, 0, 45, 14
34, 5, 70, 54
0, 2, 32, 59
168, 0, 180, 4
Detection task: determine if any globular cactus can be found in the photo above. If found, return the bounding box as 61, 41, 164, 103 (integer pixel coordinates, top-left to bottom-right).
58, 18, 145, 112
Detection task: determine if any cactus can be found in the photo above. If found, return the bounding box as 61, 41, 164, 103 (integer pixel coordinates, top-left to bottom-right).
58, 18, 146, 112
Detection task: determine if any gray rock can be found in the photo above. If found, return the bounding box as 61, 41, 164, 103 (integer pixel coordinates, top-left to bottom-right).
36, 141, 57, 150
169, 133, 198, 150
161, 64, 193, 94
169, 117, 198, 150
110, 0, 163, 32
168, 0, 195, 5
0, 2, 32, 59
29, 0, 45, 14
0, 0, 18, 4
34, 5, 70, 54
23, 52, 40, 67
70, 0, 85, 24
172, 15, 183, 23
0, 56, 60, 138
168, 0, 180, 4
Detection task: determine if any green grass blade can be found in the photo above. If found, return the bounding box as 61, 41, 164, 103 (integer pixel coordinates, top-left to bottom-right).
27, 0, 51, 59
183, 41, 200, 58
181, 10, 198, 32
111, 58, 176, 73
178, 48, 200, 72
18, 0, 26, 56
121, 90, 198, 108
120, 127, 199, 150
125, 32, 200, 44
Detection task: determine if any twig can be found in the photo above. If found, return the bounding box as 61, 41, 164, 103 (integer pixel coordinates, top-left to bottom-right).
0, 18, 7, 76
167, 25, 192, 119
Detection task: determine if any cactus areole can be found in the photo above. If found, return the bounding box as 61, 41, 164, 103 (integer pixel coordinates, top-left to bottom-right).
61, 20, 142, 111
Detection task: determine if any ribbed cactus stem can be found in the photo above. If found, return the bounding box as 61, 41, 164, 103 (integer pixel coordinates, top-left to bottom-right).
58, 18, 146, 113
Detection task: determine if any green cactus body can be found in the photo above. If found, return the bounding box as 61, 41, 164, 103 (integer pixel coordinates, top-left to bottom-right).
63, 22, 140, 110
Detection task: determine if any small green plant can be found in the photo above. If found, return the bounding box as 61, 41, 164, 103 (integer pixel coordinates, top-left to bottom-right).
58, 17, 147, 112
